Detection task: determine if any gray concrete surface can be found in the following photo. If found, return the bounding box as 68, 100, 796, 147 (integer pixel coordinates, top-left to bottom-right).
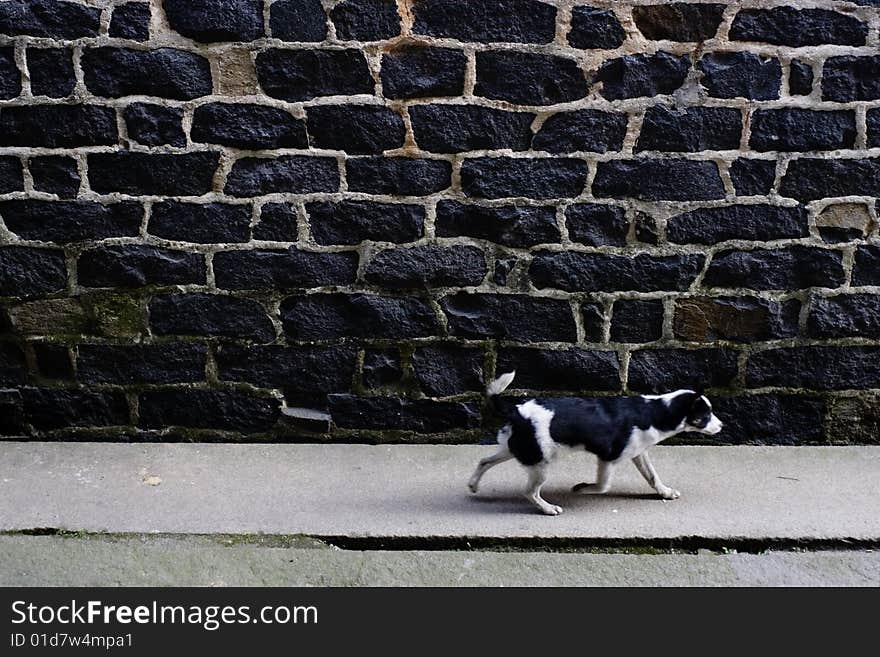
1, 535, 877, 586
0, 443, 877, 541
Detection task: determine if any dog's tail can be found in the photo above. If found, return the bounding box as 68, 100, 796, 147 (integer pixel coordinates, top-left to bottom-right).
486, 371, 515, 415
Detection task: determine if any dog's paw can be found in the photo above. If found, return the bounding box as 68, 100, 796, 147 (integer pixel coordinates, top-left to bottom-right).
658, 486, 680, 500
541, 504, 563, 516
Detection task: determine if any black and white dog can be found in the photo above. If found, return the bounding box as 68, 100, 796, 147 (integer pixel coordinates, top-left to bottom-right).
468, 372, 723, 515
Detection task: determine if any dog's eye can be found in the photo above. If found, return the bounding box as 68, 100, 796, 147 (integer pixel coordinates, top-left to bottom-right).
690, 415, 709, 428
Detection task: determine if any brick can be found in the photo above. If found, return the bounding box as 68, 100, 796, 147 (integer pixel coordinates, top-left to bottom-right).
328, 395, 480, 432
815, 203, 872, 243
435, 202, 559, 247
365, 245, 487, 288
77, 343, 207, 384
633, 3, 725, 41
380, 46, 466, 99
635, 212, 659, 245
123, 103, 185, 147
78, 245, 205, 288
0, 156, 23, 193
307, 201, 424, 245
217, 344, 357, 392
493, 258, 516, 286
729, 159, 776, 196
441, 293, 576, 342
628, 348, 739, 393
475, 51, 586, 105
149, 293, 274, 342
710, 395, 826, 445
746, 346, 880, 390
461, 157, 588, 199
362, 349, 401, 388
0, 389, 23, 435
568, 7, 625, 49
807, 294, 880, 339
331, 0, 400, 40
636, 106, 742, 152
730, 7, 867, 47
109, 2, 150, 41
698, 52, 781, 100
138, 389, 279, 433
412, 0, 556, 44
529, 252, 704, 293
853, 245, 880, 286
0, 47, 20, 99
256, 49, 372, 101
595, 52, 690, 100
0, 0, 100, 38
27, 48, 75, 98
867, 110, 880, 148
269, 0, 328, 42
750, 109, 855, 152
581, 301, 605, 342
497, 347, 619, 391
674, 296, 800, 342
0, 247, 67, 298
826, 394, 880, 445
780, 158, 880, 202
822, 56, 880, 101
611, 300, 664, 343
413, 345, 484, 396
667, 205, 809, 245
704, 247, 845, 291
225, 156, 339, 197
21, 388, 129, 430
593, 160, 725, 201
789, 60, 814, 96
281, 294, 441, 340
191, 103, 308, 149
253, 203, 297, 242
33, 343, 72, 379
532, 110, 627, 154
0, 105, 117, 147
0, 200, 142, 243
164, 0, 263, 42
29, 156, 80, 199
565, 204, 628, 247
409, 104, 534, 154
149, 201, 250, 244
88, 153, 219, 196
346, 157, 451, 196
213, 249, 358, 290
0, 342, 26, 384
82, 48, 213, 100
307, 105, 404, 154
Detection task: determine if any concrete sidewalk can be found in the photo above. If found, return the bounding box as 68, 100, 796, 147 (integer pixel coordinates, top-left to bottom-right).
1, 443, 878, 585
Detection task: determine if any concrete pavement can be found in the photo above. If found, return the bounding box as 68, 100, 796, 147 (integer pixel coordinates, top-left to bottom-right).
2, 535, 877, 586
1, 443, 878, 585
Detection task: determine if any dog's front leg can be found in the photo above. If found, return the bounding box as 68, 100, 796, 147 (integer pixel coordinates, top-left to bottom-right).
572, 460, 615, 494
632, 453, 680, 500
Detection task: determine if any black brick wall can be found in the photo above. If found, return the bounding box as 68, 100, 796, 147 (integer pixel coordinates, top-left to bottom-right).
1, 0, 879, 445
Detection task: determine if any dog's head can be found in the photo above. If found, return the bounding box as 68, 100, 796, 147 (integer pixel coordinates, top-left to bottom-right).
684, 391, 723, 435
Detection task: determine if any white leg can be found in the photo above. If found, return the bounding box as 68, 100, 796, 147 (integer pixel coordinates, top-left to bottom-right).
524, 465, 562, 516
572, 460, 615, 494
468, 444, 514, 493
633, 453, 680, 500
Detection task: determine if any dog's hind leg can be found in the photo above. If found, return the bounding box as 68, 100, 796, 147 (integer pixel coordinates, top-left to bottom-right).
468, 443, 514, 493
524, 464, 562, 516
632, 453, 680, 500
572, 459, 615, 494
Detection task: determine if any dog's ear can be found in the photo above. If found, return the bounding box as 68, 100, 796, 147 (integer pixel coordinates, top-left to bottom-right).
691, 385, 706, 400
